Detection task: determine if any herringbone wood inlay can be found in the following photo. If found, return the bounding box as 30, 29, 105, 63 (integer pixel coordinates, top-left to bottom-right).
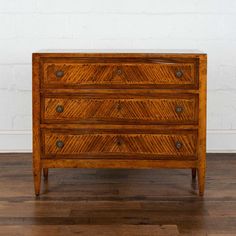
43, 131, 197, 158
43, 63, 196, 88
43, 96, 197, 123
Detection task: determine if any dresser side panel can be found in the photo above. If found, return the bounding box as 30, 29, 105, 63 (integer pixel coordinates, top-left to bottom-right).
197, 54, 207, 196
32, 53, 42, 194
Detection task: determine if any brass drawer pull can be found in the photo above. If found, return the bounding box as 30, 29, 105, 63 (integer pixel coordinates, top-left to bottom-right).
175, 70, 183, 78
56, 140, 64, 148
175, 141, 183, 150
175, 106, 183, 113
56, 105, 64, 113
55, 70, 64, 78
117, 69, 122, 75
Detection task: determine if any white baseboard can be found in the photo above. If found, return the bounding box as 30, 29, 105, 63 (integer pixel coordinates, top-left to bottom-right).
207, 130, 236, 153
0, 130, 236, 153
0, 130, 32, 153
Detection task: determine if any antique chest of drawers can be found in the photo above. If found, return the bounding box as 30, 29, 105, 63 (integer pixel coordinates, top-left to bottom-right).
32, 50, 207, 196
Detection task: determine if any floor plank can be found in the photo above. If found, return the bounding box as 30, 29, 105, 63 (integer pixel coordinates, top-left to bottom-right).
0, 153, 236, 235
0, 225, 179, 236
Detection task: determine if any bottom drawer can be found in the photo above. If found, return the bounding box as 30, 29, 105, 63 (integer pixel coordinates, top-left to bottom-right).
42, 129, 197, 160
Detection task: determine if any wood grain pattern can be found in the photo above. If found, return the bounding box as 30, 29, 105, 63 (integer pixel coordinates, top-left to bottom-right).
43, 131, 197, 158
32, 53, 41, 196
42, 159, 198, 169
40, 123, 198, 130
197, 54, 207, 196
43, 62, 197, 89
43, 95, 198, 124
0, 153, 235, 236
0, 225, 179, 236
32, 51, 207, 196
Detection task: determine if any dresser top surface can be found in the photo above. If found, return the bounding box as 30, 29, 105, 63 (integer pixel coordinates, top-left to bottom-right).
34, 49, 206, 56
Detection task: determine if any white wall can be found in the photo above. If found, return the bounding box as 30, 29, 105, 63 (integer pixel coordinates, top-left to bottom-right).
0, 0, 236, 152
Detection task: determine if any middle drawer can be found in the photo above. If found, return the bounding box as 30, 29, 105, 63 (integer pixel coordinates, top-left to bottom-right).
42, 94, 198, 124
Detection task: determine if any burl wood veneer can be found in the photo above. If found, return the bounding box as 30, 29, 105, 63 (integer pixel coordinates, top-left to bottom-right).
32, 50, 207, 196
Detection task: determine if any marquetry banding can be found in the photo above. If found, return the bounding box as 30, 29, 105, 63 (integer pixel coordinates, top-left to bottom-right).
43, 97, 198, 123
43, 63, 196, 88
44, 132, 197, 157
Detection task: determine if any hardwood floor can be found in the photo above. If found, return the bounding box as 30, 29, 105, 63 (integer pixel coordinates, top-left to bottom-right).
0, 153, 236, 235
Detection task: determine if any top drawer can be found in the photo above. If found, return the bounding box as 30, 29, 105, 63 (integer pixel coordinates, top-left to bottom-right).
42, 62, 198, 89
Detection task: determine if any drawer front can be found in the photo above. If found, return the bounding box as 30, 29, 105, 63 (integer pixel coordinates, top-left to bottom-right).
43, 62, 197, 89
43, 95, 198, 124
43, 130, 197, 159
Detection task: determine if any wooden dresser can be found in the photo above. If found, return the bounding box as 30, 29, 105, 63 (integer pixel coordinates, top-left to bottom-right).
32, 50, 207, 196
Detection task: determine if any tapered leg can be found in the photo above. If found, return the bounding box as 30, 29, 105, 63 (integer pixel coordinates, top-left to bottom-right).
198, 166, 205, 196
192, 168, 197, 179
33, 167, 41, 196
43, 168, 48, 180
